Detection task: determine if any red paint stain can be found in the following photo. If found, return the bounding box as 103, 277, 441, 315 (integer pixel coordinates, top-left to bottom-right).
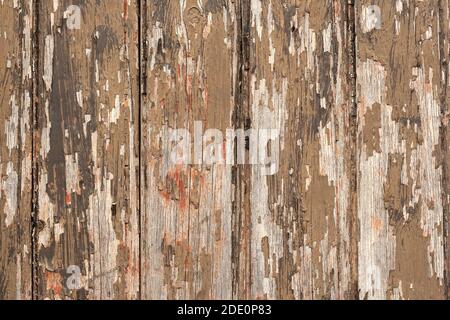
170, 168, 187, 211
45, 272, 63, 297
159, 190, 171, 205
65, 192, 72, 206
222, 141, 227, 161
159, 167, 188, 212
177, 65, 181, 81
123, 0, 128, 20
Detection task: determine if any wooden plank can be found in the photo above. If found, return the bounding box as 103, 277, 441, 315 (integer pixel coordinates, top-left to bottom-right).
35, 0, 140, 299
232, 0, 252, 299
140, 0, 238, 299
246, 0, 356, 299
356, 0, 447, 299
441, 0, 450, 299
0, 0, 33, 300
1, 0, 450, 302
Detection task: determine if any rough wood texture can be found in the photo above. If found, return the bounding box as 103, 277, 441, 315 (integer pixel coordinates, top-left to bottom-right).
1, 0, 450, 300
141, 0, 237, 300
443, 0, 450, 300
35, 0, 139, 299
245, 0, 356, 300
0, 0, 33, 300
356, 0, 447, 299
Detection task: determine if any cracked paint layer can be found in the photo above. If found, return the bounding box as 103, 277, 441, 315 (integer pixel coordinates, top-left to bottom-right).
2, 0, 450, 302
141, 0, 236, 300
0, 0, 33, 300
247, 0, 356, 300
357, 0, 446, 300
36, 0, 139, 299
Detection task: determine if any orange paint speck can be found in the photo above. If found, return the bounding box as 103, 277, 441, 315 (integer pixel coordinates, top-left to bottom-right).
159, 190, 171, 205
372, 217, 383, 232
177, 65, 181, 80
65, 192, 72, 206
222, 141, 227, 161
45, 272, 63, 297
170, 168, 187, 211
159, 167, 188, 212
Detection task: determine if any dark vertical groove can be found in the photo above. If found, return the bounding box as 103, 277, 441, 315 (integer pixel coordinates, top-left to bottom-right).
138, 0, 143, 300
347, 0, 359, 300
137, 0, 141, 300
241, 0, 252, 299
31, 0, 40, 301
231, 0, 251, 299
438, 0, 449, 300
230, 0, 243, 299
138, 0, 148, 299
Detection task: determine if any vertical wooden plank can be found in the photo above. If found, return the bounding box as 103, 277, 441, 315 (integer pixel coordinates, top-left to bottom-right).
246, 0, 355, 299
440, 0, 450, 299
141, 0, 238, 299
36, 0, 139, 299
232, 0, 252, 299
0, 0, 33, 300
356, 0, 446, 299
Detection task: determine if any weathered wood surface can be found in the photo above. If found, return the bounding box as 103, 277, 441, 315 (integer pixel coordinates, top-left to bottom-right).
1, 0, 450, 300
141, 0, 236, 299
356, 0, 447, 299
244, 0, 356, 300
35, 0, 139, 299
0, 0, 33, 300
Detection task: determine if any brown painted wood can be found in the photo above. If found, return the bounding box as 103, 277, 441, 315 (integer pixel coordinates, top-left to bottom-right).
140, 0, 238, 300
356, 0, 447, 299
245, 0, 356, 299
1, 0, 450, 301
0, 0, 33, 300
441, 0, 450, 300
437, 0, 450, 300
35, 0, 139, 299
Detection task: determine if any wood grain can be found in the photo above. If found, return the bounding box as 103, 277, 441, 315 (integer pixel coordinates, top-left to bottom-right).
141, 0, 237, 300
35, 0, 139, 299
356, 0, 447, 299
245, 0, 356, 300
0, 0, 450, 300
0, 0, 33, 300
